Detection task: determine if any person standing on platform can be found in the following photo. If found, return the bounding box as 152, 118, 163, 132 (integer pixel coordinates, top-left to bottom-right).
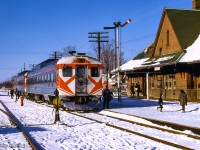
130, 83, 135, 96
15, 88, 18, 101
178, 89, 188, 113
135, 82, 140, 98
10, 89, 14, 99
103, 85, 111, 109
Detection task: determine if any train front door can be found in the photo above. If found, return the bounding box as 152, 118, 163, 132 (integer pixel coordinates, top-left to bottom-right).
75, 66, 87, 95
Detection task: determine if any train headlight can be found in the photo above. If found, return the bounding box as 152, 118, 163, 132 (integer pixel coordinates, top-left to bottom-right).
78, 77, 84, 83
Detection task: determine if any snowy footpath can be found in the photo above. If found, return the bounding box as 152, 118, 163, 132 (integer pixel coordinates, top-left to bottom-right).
0, 91, 200, 150
108, 97, 200, 128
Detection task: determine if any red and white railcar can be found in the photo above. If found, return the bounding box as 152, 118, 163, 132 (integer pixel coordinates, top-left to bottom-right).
14, 53, 103, 110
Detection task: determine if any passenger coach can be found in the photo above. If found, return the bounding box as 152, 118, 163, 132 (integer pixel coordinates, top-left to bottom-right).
14, 53, 103, 110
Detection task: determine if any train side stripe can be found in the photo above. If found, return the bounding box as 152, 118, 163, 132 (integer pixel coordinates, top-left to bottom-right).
57, 75, 75, 95
88, 75, 102, 95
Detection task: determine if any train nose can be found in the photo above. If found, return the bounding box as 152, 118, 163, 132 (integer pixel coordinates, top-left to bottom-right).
78, 77, 84, 83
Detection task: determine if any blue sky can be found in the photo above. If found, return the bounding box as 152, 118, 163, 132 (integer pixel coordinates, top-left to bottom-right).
0, 0, 191, 82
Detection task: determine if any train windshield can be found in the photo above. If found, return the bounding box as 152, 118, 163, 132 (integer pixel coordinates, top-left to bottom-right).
76, 66, 87, 94
63, 66, 72, 77
76, 66, 86, 77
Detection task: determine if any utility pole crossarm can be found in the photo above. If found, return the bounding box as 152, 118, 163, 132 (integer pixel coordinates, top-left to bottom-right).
88, 32, 109, 61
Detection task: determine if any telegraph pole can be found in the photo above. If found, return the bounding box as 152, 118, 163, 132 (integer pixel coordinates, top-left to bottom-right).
88, 32, 109, 61
104, 19, 131, 102
49, 51, 62, 60
29, 64, 37, 70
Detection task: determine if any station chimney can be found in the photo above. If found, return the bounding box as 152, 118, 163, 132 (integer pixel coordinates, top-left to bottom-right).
192, 0, 200, 9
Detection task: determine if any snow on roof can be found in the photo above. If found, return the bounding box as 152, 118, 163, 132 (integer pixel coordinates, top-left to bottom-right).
141, 55, 175, 66
180, 34, 200, 62
112, 58, 149, 72
156, 55, 174, 62
118, 55, 175, 72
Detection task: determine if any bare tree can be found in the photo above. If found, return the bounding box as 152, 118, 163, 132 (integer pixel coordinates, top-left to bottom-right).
62, 45, 77, 56
1, 78, 12, 89
91, 40, 127, 74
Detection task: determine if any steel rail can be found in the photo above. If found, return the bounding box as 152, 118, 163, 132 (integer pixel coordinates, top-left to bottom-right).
106, 109, 200, 135
0, 100, 43, 150
95, 111, 200, 140
69, 111, 193, 150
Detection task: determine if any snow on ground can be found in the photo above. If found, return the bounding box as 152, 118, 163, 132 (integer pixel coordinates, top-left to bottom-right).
0, 91, 200, 149
108, 97, 200, 128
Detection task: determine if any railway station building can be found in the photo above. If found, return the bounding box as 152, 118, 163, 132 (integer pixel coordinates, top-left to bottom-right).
118, 0, 200, 102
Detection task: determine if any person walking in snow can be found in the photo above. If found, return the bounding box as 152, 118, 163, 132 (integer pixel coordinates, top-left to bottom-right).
178, 89, 187, 113
157, 91, 163, 112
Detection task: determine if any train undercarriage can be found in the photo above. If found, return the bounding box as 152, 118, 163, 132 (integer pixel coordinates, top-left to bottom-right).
26, 93, 101, 110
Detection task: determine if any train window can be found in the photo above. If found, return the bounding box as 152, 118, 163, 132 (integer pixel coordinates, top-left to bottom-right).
53, 72, 56, 81
41, 75, 44, 82
48, 74, 50, 82
63, 66, 72, 77
45, 74, 48, 82
39, 76, 42, 83
76, 66, 85, 77
51, 73, 53, 82
91, 67, 99, 77
48, 73, 50, 82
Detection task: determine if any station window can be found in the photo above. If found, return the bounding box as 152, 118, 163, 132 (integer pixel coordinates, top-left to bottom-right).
63, 66, 72, 77
91, 67, 99, 77
166, 30, 170, 45
150, 76, 154, 89
164, 74, 175, 89
157, 79, 162, 88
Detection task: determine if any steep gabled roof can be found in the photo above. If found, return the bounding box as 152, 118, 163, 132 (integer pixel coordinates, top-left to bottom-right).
133, 43, 154, 60
166, 8, 200, 49
120, 8, 200, 72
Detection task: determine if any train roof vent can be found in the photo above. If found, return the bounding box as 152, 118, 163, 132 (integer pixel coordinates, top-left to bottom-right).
77, 53, 86, 57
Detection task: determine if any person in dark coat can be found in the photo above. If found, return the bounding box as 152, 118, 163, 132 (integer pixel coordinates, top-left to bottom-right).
130, 83, 135, 96
157, 92, 163, 112
54, 88, 59, 98
103, 85, 111, 109
178, 89, 187, 113
15, 88, 18, 101
135, 82, 140, 98
10, 89, 14, 99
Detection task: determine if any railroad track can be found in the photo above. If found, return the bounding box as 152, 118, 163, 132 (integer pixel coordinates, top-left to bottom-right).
26, 99, 200, 149
0, 100, 43, 150
97, 110, 200, 139
106, 109, 200, 135
6, 98, 200, 149
68, 110, 200, 150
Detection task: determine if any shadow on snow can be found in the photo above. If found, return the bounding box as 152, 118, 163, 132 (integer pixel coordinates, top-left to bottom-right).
99, 97, 177, 109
